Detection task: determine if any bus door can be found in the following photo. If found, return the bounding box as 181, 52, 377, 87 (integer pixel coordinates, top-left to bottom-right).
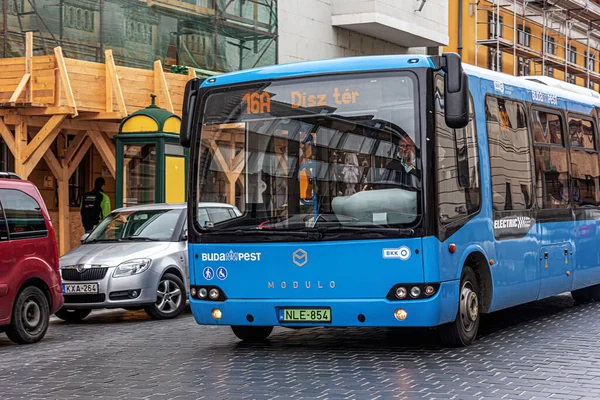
485, 96, 539, 308
531, 107, 574, 299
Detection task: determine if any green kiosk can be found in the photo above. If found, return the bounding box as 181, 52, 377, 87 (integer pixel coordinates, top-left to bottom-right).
115, 94, 187, 208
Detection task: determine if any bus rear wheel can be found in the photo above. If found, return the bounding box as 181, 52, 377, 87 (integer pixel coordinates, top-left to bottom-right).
231, 326, 273, 342
571, 284, 600, 303
439, 266, 480, 347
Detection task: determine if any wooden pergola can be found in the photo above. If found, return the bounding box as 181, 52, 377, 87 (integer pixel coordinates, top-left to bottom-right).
0, 33, 194, 255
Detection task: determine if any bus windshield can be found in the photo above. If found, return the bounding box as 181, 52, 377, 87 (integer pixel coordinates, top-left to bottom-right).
195, 72, 421, 236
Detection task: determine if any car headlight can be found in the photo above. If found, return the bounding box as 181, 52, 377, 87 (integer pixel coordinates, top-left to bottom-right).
113, 259, 152, 278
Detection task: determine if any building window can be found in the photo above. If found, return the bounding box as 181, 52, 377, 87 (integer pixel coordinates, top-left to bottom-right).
569, 116, 600, 207
488, 14, 503, 39
569, 45, 577, 64
544, 66, 554, 78
434, 76, 481, 225
567, 73, 577, 84
66, 136, 89, 208
488, 48, 502, 72
486, 97, 533, 211
0, 138, 14, 173
518, 57, 531, 76
125, 18, 153, 45
63, 6, 95, 32
517, 25, 531, 47
545, 37, 556, 55
532, 109, 569, 209
7, 0, 23, 15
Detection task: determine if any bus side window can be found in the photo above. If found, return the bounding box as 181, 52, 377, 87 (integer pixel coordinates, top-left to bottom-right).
568, 116, 600, 207
486, 96, 534, 212
435, 75, 481, 225
532, 109, 569, 209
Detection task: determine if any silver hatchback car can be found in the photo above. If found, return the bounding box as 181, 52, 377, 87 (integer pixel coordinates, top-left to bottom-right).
55, 202, 241, 321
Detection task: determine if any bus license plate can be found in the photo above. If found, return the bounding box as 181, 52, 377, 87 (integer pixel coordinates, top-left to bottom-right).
278, 308, 331, 323
62, 283, 99, 294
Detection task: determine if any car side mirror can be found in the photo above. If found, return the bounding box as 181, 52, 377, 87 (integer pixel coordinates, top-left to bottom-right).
80, 233, 90, 244
181, 228, 188, 241
441, 53, 469, 129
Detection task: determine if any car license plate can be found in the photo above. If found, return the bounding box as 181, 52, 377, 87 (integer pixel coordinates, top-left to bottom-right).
62, 283, 99, 294
278, 308, 331, 323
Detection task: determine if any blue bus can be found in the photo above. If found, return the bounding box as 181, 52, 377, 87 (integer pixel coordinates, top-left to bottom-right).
179, 53, 600, 346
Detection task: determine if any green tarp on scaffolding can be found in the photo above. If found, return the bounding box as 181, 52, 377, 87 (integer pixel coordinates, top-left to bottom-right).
0, 0, 277, 73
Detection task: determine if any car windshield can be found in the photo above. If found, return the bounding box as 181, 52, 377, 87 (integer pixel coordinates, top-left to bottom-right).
195, 71, 421, 234
85, 209, 182, 242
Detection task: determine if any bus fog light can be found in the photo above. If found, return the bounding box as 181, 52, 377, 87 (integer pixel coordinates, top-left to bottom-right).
199, 288, 208, 299
425, 285, 435, 296
211, 308, 222, 320
209, 288, 220, 300
191, 288, 197, 297
395, 287, 407, 299
410, 286, 421, 298
394, 308, 407, 321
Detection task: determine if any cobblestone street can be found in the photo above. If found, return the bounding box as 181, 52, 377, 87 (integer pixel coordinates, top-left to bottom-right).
1, 294, 599, 400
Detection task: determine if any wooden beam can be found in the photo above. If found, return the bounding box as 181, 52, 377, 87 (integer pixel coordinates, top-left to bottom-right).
105, 55, 113, 113
21, 114, 65, 163
53, 68, 62, 107
56, 134, 70, 256
3, 115, 120, 133
25, 32, 33, 102
13, 116, 27, 178
154, 60, 174, 113
22, 115, 66, 177
75, 112, 123, 120
67, 137, 92, 178
188, 68, 197, 79
87, 130, 116, 178
0, 118, 15, 153
16, 106, 74, 116
25, 128, 62, 179
105, 50, 127, 117
54, 47, 78, 117
8, 74, 31, 103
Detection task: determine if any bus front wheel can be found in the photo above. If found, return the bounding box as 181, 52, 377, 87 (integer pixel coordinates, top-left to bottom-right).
439, 266, 480, 347
231, 325, 273, 342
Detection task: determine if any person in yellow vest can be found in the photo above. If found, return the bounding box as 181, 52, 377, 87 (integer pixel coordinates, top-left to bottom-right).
80, 178, 111, 233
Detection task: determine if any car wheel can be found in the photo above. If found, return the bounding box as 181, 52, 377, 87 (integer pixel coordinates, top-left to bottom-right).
144, 273, 186, 320
54, 308, 92, 322
231, 326, 273, 342
439, 266, 480, 347
6, 286, 50, 344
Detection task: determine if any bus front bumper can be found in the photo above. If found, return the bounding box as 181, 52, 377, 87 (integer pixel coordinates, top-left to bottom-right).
190, 280, 459, 328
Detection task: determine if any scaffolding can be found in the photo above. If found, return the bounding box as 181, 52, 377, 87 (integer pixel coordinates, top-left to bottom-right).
475, 0, 600, 87
0, 0, 278, 73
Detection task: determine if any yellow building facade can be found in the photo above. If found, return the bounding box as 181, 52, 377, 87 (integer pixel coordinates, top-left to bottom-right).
444, 0, 600, 91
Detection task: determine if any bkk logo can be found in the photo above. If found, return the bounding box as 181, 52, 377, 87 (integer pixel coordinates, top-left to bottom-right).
201, 250, 262, 262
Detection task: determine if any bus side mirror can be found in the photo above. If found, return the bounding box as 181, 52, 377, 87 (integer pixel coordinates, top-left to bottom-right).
180, 78, 203, 148
441, 53, 469, 129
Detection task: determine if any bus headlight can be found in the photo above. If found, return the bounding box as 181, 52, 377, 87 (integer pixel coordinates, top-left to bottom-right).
395, 287, 407, 299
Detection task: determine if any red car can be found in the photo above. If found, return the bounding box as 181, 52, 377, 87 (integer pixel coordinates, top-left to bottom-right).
0, 172, 63, 344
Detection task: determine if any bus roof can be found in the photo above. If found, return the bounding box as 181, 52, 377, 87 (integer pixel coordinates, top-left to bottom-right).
200, 55, 435, 87
201, 54, 600, 109
462, 63, 600, 108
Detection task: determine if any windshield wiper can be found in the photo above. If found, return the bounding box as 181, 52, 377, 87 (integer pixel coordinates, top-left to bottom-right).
202, 228, 320, 239
84, 239, 118, 243
312, 226, 415, 237
121, 236, 161, 241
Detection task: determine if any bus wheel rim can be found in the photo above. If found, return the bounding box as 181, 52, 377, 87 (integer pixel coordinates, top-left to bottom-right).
459, 280, 478, 332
